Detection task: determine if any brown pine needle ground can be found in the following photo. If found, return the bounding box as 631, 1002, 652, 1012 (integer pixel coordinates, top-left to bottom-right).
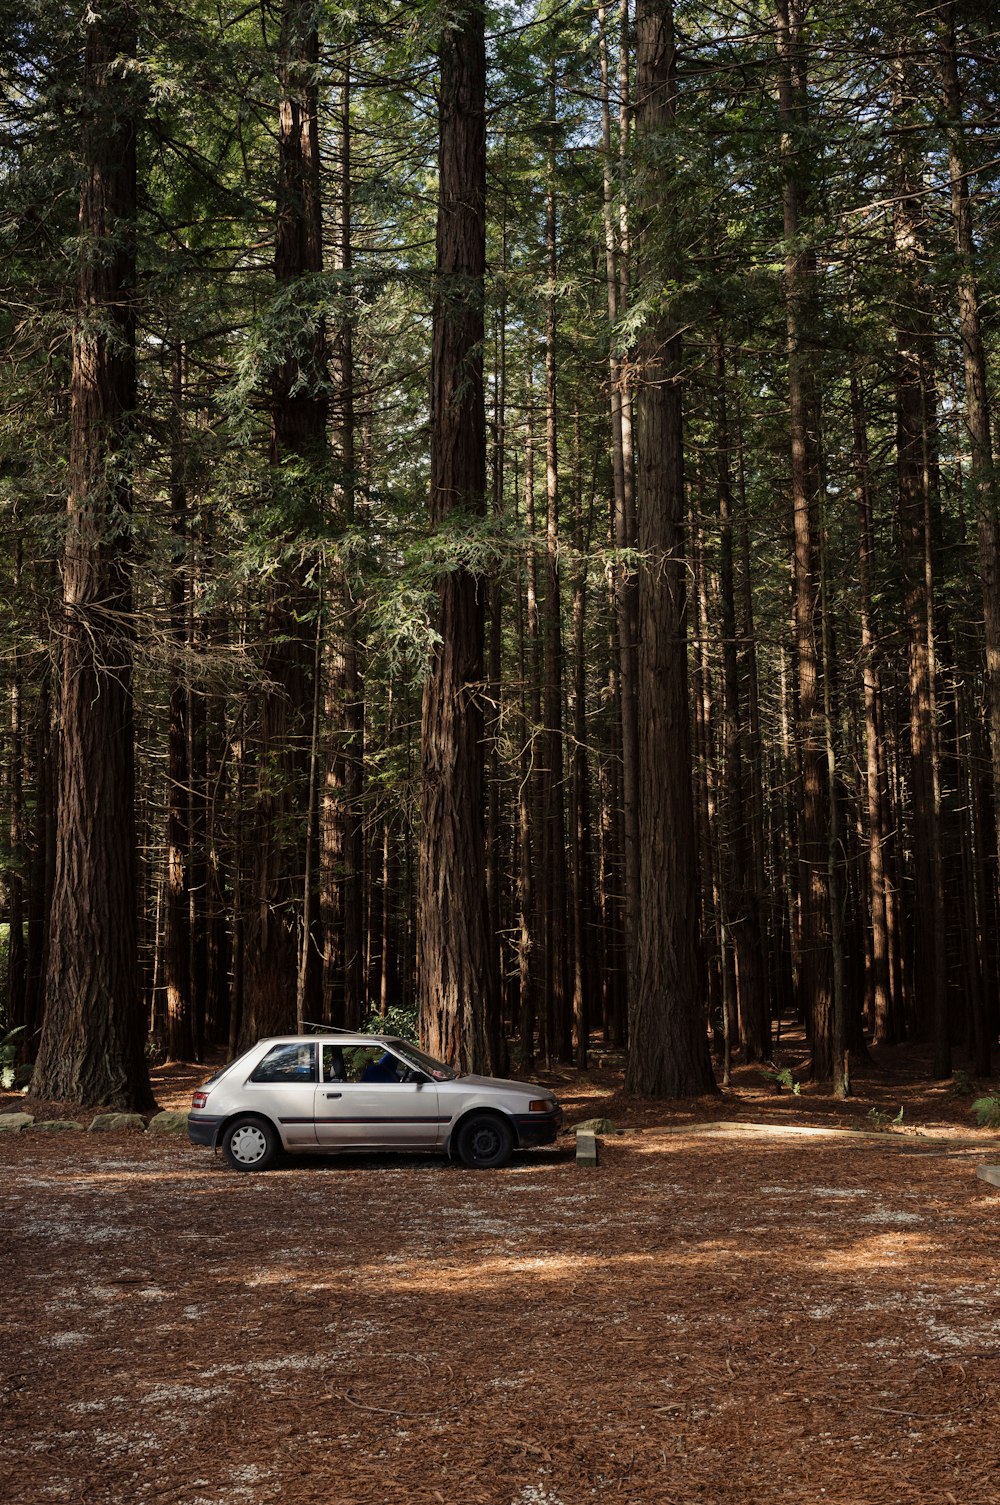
2, 1045, 999, 1505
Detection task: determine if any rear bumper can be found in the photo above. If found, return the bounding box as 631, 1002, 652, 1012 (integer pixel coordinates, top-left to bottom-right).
188, 1114, 223, 1148
512, 1108, 563, 1147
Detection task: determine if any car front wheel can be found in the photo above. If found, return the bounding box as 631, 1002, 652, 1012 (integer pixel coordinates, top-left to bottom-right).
455, 1113, 514, 1170
222, 1116, 280, 1172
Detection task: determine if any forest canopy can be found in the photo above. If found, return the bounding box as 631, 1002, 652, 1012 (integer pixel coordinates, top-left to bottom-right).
2, 0, 999, 1107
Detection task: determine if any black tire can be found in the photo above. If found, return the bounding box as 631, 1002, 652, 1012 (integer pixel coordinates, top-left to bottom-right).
221, 1116, 280, 1173
455, 1113, 514, 1170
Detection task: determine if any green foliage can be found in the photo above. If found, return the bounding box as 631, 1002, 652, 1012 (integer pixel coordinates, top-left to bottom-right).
758, 1065, 800, 1095
971, 1095, 1000, 1130
867, 1106, 905, 1132
364, 1005, 418, 1043
0, 1026, 25, 1090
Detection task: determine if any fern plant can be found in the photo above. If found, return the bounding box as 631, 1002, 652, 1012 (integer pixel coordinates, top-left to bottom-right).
971, 1094, 1000, 1130
757, 1065, 800, 1095
0, 1026, 25, 1090
867, 1105, 904, 1132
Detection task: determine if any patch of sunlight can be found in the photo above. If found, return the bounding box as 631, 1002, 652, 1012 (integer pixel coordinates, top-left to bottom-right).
816, 1231, 938, 1270
349, 1249, 655, 1293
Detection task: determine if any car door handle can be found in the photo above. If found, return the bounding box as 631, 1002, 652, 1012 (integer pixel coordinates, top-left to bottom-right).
325, 1092, 342, 1099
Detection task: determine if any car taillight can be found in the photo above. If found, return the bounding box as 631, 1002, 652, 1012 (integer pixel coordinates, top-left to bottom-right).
191, 1091, 208, 1110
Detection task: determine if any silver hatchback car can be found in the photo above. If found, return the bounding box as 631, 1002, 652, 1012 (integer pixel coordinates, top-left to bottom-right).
188, 1032, 563, 1172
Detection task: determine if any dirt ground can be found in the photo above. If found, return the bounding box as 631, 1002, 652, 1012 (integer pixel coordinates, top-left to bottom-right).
3, 1043, 1000, 1505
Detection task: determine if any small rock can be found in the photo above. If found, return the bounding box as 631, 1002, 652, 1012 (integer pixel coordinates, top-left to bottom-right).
88, 1113, 146, 1133
575, 1117, 621, 1135
34, 1120, 83, 1133
0, 1112, 34, 1133
148, 1110, 190, 1134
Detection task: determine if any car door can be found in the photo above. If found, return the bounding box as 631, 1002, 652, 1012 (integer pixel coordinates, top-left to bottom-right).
314, 1043, 442, 1149
240, 1041, 318, 1147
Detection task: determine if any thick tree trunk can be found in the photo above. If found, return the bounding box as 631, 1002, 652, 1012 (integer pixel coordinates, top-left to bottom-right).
775, 0, 832, 1081
939, 9, 1000, 907
164, 343, 193, 1063
540, 66, 571, 1062
733, 403, 776, 1030
517, 391, 543, 1067
599, 4, 641, 1036
31, 4, 153, 1110
850, 370, 894, 1044
715, 340, 769, 1062
243, 2, 327, 1043
486, 264, 507, 1049
819, 509, 849, 1095
626, 0, 716, 1099
187, 662, 209, 1056
417, 1, 494, 1072
692, 522, 723, 1055
892, 67, 949, 1075
570, 414, 596, 1067
321, 65, 365, 1030
203, 688, 232, 1049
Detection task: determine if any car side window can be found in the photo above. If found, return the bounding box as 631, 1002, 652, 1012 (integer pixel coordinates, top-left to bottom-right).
322, 1045, 345, 1082
249, 1043, 316, 1084
343, 1047, 404, 1084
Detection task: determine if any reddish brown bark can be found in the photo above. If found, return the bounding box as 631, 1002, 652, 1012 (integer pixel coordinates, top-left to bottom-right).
599, 4, 641, 1033
242, 2, 327, 1044
417, 1, 495, 1072
31, 4, 153, 1110
625, 0, 716, 1098
321, 64, 365, 1030
850, 370, 893, 1045
164, 343, 193, 1063
892, 61, 949, 1076
715, 341, 769, 1063
775, 0, 832, 1081
939, 9, 1000, 957
541, 70, 571, 1063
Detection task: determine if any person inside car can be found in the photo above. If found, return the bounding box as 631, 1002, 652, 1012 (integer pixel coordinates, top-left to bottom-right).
360, 1050, 402, 1083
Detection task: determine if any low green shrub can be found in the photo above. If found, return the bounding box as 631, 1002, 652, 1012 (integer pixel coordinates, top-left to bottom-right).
364, 1004, 418, 1043
867, 1105, 904, 1132
757, 1065, 800, 1095
971, 1093, 1000, 1130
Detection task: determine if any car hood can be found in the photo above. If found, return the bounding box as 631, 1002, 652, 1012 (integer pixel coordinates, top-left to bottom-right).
450, 1073, 552, 1099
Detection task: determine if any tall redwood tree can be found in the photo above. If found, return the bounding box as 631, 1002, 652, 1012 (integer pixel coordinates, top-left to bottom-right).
625, 0, 716, 1098
241, 0, 328, 1044
31, 3, 153, 1110
417, 0, 496, 1072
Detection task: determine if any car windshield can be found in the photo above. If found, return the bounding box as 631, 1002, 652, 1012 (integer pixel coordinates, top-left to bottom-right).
388, 1040, 459, 1082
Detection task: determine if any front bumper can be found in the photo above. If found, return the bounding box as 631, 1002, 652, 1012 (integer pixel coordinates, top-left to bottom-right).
188, 1114, 223, 1148
512, 1107, 563, 1147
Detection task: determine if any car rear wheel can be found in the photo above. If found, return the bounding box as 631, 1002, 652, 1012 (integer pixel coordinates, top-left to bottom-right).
222, 1116, 279, 1172
455, 1113, 513, 1169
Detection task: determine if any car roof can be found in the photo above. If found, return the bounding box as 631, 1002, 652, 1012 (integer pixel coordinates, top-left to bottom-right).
257, 1033, 394, 1048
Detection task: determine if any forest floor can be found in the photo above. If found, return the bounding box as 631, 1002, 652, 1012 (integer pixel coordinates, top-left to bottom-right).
2, 1038, 1000, 1505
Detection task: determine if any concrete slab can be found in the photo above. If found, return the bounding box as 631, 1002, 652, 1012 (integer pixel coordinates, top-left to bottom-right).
976, 1164, 1000, 1188
576, 1129, 598, 1168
